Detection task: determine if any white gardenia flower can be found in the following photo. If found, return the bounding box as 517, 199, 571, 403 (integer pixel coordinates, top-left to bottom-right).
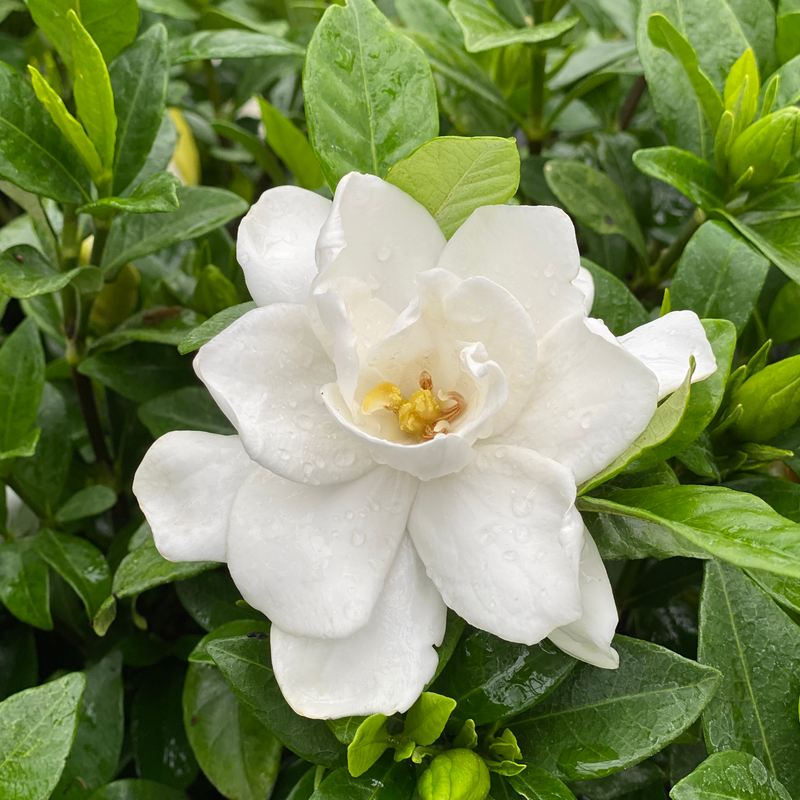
133, 173, 716, 719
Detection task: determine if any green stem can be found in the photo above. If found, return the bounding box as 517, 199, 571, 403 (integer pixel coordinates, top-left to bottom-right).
528, 0, 548, 153
204, 60, 223, 117
89, 221, 110, 267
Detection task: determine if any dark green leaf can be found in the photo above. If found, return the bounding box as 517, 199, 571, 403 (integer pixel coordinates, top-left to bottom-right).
0, 626, 37, 702
632, 147, 724, 209
507, 766, 575, 800
177, 301, 256, 354
0, 535, 52, 630
79, 172, 180, 220
432, 630, 575, 727
176, 568, 263, 632
581, 259, 648, 336
0, 672, 86, 800
395, 0, 463, 47
183, 662, 282, 800
507, 637, 720, 781
138, 387, 233, 439
55, 486, 117, 524
86, 780, 187, 800
303, 0, 439, 188
768, 280, 800, 344
672, 751, 791, 800
208, 635, 346, 767
725, 474, 800, 522
189, 619, 270, 665
88, 308, 203, 355
0, 245, 97, 300
209, 119, 283, 182
699, 561, 800, 797
168, 30, 304, 64
313, 755, 416, 800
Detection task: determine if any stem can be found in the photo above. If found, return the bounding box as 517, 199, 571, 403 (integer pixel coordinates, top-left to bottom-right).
89, 221, 110, 267
204, 60, 223, 117
527, 1, 548, 153
618, 75, 647, 131
73, 369, 113, 474
655, 207, 706, 280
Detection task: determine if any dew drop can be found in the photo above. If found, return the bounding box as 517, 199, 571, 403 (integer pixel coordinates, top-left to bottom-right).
295, 414, 314, 431
351, 531, 366, 547
503, 550, 518, 561
377, 245, 391, 261
580, 411, 592, 429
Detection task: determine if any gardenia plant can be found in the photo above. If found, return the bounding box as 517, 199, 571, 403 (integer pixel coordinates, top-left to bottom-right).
134, 172, 716, 719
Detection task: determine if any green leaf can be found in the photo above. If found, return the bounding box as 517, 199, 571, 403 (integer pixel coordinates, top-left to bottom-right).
672, 751, 791, 800
168, 30, 304, 63
87, 780, 187, 800
36, 528, 111, 618
725, 474, 800, 522
395, 0, 464, 46
632, 147, 725, 209
729, 107, 800, 188
54, 652, 124, 800
176, 569, 265, 633
699, 561, 800, 797
544, 160, 647, 258
449, 0, 577, 52
747, 568, 800, 614
88, 307, 203, 355
188, 619, 270, 665
347, 714, 390, 777
578, 485, 800, 579
183, 662, 282, 800
0, 626, 37, 702
731, 354, 800, 442
508, 636, 720, 781
432, 630, 575, 727
270, 760, 315, 800
724, 49, 759, 136
671, 222, 769, 334
777, 11, 800, 65
314, 756, 416, 800
177, 301, 256, 354
55, 485, 117, 524
303, 0, 439, 188
79, 172, 180, 220
418, 749, 491, 800
0, 536, 52, 629
0, 245, 98, 300
0, 62, 90, 203
28, 66, 104, 184
647, 13, 724, 133
193, 265, 239, 318
386, 136, 519, 239
0, 673, 85, 800
0, 317, 45, 456
256, 97, 325, 190
507, 766, 575, 800
403, 692, 456, 747
768, 280, 800, 344
138, 387, 233, 439
102, 186, 248, 277
207, 635, 346, 767
69, 10, 116, 173
0, 429, 41, 463
580, 259, 648, 336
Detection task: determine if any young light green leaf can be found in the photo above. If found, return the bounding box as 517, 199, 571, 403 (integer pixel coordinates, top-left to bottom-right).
386, 136, 519, 239
183, 663, 283, 800
303, 0, 439, 188
347, 714, 391, 777
168, 30, 304, 63
0, 536, 52, 630
55, 485, 117, 524
36, 528, 111, 618
453, 720, 478, 750
699, 562, 800, 797
633, 147, 725, 209
177, 301, 256, 354
728, 107, 800, 188
544, 160, 647, 258
68, 10, 116, 174
403, 692, 456, 747
28, 66, 104, 184
0, 672, 86, 800
508, 637, 720, 781
724, 49, 759, 133
0, 245, 97, 300
78, 172, 181, 220
256, 97, 325, 190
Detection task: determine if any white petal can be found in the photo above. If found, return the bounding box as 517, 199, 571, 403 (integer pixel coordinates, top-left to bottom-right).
194, 304, 374, 485
573, 266, 595, 314
619, 310, 717, 400
237, 186, 332, 306
436, 205, 586, 338
314, 172, 446, 312
227, 465, 418, 639
271, 536, 446, 718
408, 444, 584, 645
493, 315, 659, 485
132, 432, 255, 562
549, 530, 619, 669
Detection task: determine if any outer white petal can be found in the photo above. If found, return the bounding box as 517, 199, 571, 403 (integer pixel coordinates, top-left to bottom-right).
408, 444, 584, 645
132, 432, 255, 562
619, 310, 717, 400
435, 205, 586, 338
271, 536, 446, 718
493, 315, 659, 485
237, 186, 332, 306
314, 172, 446, 312
226, 465, 418, 639
573, 266, 595, 314
194, 304, 374, 485
549, 530, 619, 669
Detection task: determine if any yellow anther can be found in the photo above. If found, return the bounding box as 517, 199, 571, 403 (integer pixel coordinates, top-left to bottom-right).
362, 382, 403, 415
398, 389, 441, 436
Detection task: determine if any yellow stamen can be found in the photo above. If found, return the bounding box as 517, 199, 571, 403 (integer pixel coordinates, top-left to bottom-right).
398, 389, 440, 436
361, 382, 403, 414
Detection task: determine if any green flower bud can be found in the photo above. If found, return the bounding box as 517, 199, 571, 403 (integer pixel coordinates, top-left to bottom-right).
728, 106, 800, 188
418, 750, 491, 800
192, 264, 240, 318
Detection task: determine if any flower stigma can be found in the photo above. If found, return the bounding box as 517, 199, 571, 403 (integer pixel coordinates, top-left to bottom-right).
361, 370, 466, 440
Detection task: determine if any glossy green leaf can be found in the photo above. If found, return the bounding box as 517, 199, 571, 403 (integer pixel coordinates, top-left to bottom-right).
138, 387, 233, 439
449, 0, 577, 52
699, 561, 800, 797
578, 485, 800, 579
69, 10, 116, 173
747, 568, 800, 614
102, 187, 248, 277
0, 536, 52, 629
432, 630, 575, 727
79, 172, 180, 220
544, 160, 647, 258
208, 635, 346, 767
0, 245, 97, 300
189, 619, 270, 665
632, 147, 725, 209
671, 222, 769, 334
672, 751, 791, 800
168, 30, 304, 63
508, 637, 720, 781
0, 626, 37, 702
54, 652, 124, 800
386, 136, 519, 239
507, 766, 575, 800
177, 301, 256, 354
303, 0, 438, 188
729, 107, 800, 188
36, 529, 111, 618
347, 714, 390, 777
404, 692, 457, 747
55, 485, 117, 524
768, 280, 800, 344
580, 259, 648, 336
183, 662, 282, 800
0, 672, 85, 800
315, 756, 416, 799
86, 780, 187, 800
725, 474, 800, 522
